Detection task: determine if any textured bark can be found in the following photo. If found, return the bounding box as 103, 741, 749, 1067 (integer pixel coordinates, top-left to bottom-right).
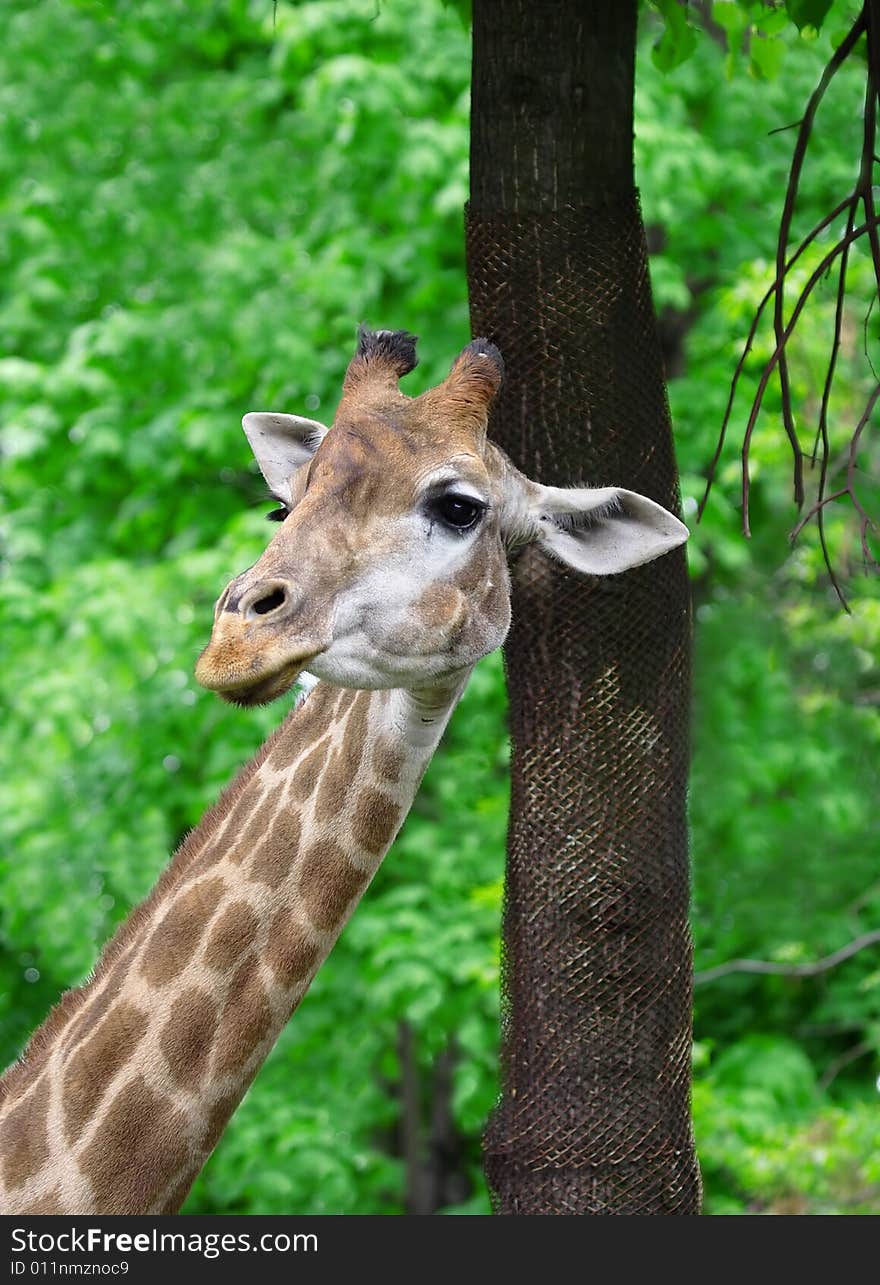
470, 1, 635, 206
468, 0, 701, 1214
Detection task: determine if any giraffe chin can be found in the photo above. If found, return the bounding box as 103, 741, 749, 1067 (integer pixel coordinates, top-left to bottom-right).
212, 662, 307, 707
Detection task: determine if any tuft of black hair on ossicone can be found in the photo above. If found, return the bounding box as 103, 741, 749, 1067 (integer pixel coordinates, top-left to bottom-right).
355, 325, 419, 378
461, 337, 504, 384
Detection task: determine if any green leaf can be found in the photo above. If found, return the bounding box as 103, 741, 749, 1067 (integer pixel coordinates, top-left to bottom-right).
651, 0, 699, 72
750, 34, 787, 80
785, 0, 834, 32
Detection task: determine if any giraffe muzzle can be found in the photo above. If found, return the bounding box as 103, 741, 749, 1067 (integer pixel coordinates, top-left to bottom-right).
195, 574, 329, 705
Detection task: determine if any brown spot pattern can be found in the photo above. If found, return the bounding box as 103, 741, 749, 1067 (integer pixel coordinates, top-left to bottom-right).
248, 810, 302, 889
345, 688, 371, 749
63, 951, 134, 1052
269, 683, 344, 771
27, 1187, 64, 1214
0, 1076, 50, 1191
335, 687, 358, 717
226, 805, 273, 867
185, 844, 227, 881
63, 1002, 149, 1145
160, 1171, 199, 1215
140, 878, 225, 988
289, 735, 331, 803
0, 1030, 59, 1107
312, 745, 347, 824
160, 988, 218, 1089
352, 788, 401, 855
313, 692, 369, 824
265, 909, 320, 987
212, 956, 273, 1078
202, 1092, 242, 1154
298, 839, 369, 931
373, 735, 404, 784
193, 785, 261, 869
203, 902, 260, 972
78, 1075, 190, 1214
415, 583, 464, 626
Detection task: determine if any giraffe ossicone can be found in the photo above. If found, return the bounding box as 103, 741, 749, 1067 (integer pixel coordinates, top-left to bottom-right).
0, 329, 686, 1215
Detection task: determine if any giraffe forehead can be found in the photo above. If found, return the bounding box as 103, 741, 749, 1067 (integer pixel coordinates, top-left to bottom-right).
306, 413, 494, 511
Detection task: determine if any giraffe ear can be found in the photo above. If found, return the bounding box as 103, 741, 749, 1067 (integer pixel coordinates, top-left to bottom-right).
242, 412, 328, 506
530, 484, 688, 575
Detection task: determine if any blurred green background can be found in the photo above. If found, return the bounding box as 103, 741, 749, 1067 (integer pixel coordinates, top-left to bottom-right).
1, 0, 879, 1214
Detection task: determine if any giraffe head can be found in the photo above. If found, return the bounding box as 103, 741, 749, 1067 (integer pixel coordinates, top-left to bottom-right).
195, 329, 687, 704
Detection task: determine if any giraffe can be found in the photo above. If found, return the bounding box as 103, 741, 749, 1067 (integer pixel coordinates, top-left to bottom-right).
0, 328, 688, 1215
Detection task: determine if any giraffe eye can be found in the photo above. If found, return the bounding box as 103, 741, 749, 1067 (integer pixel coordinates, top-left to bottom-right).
267, 504, 290, 522
432, 493, 485, 531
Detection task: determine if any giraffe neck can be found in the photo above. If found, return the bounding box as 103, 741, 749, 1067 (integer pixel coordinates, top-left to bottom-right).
0, 676, 468, 1214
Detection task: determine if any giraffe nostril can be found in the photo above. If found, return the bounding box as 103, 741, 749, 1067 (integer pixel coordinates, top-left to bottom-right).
250, 587, 286, 616
227, 578, 295, 619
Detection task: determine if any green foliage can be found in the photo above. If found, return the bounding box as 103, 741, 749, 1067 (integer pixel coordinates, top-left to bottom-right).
651, 0, 699, 72
1, 0, 878, 1216
638, 4, 880, 1213
648, 0, 852, 80
786, 0, 835, 33
440, 0, 472, 30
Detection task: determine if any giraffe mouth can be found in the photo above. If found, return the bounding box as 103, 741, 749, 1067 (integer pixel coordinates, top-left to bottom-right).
217, 661, 307, 707
195, 650, 323, 707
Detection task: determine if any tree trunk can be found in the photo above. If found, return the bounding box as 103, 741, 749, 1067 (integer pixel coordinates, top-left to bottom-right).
467, 0, 701, 1214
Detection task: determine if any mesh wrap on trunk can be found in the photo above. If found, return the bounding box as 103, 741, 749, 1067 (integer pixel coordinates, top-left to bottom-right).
466, 197, 701, 1215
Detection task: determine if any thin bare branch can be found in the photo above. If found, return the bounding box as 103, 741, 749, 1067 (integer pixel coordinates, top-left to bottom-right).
770, 6, 867, 513
863, 295, 879, 381
860, 66, 880, 299
805, 378, 880, 600
697, 194, 856, 522
701, 4, 880, 592
847, 382, 880, 566
790, 487, 849, 539
813, 203, 856, 466
817, 500, 850, 608
739, 216, 880, 537
694, 928, 880, 985
819, 1040, 873, 1091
